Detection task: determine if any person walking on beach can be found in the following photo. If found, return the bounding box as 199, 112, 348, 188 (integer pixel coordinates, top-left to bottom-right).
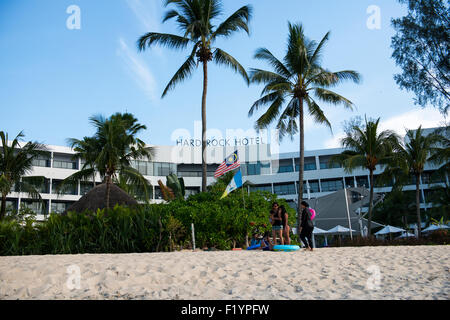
271, 203, 284, 245
280, 205, 291, 245
299, 201, 314, 251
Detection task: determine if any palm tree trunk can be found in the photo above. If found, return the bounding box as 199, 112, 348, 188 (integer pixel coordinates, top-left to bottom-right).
106, 175, 111, 209
416, 173, 422, 238
201, 61, 208, 192
368, 170, 374, 237
297, 98, 305, 240
0, 194, 6, 220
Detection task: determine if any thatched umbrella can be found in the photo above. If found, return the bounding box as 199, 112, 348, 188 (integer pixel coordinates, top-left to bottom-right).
64, 183, 138, 214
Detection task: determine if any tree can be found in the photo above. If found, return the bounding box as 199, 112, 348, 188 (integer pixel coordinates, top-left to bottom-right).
58, 113, 153, 208
0, 131, 48, 219
373, 188, 416, 228
248, 22, 361, 237
332, 118, 400, 236
67, 136, 103, 188
157, 173, 186, 201
391, 0, 450, 114
383, 126, 442, 236
138, 0, 252, 192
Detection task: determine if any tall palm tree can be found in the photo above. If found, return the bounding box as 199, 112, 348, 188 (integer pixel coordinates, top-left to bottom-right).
248, 22, 361, 235
332, 118, 400, 236
138, 0, 252, 192
0, 131, 48, 219
67, 136, 103, 188
58, 113, 153, 208
384, 126, 442, 237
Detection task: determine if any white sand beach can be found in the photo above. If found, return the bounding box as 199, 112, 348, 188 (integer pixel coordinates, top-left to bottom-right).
0, 246, 449, 300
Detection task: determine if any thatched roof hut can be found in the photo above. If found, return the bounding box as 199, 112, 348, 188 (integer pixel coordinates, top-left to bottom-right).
64, 183, 138, 214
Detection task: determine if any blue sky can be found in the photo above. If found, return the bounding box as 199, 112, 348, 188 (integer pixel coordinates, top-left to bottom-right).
0, 0, 447, 153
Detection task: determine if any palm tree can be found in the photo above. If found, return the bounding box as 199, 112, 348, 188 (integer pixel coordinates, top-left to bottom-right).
67, 136, 102, 188
138, 0, 252, 192
384, 126, 442, 237
0, 131, 48, 219
332, 118, 400, 236
58, 113, 153, 208
248, 22, 361, 236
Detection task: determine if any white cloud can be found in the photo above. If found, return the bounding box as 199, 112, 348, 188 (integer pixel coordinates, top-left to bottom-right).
322, 107, 447, 149
378, 108, 447, 135
117, 37, 158, 102
125, 0, 166, 61
125, 0, 160, 32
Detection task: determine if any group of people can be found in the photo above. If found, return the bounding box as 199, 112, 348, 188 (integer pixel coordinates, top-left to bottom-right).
251, 201, 315, 251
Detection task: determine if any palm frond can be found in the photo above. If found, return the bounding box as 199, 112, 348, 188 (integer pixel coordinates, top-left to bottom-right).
313, 88, 354, 109
254, 48, 292, 79
305, 97, 332, 131
162, 42, 199, 97
137, 32, 191, 52
212, 5, 252, 39
213, 48, 249, 84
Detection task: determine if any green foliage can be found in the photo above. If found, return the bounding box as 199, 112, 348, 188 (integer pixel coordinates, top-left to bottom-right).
391, 0, 450, 114
138, 0, 252, 97
0, 131, 48, 219
158, 173, 186, 201
0, 190, 295, 256
373, 189, 417, 227
60, 113, 153, 205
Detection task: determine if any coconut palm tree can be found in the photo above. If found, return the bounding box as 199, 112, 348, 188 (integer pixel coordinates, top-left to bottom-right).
0, 131, 48, 219
248, 22, 361, 235
332, 118, 401, 236
66, 136, 103, 188
57, 113, 153, 208
383, 126, 442, 237
138, 0, 252, 192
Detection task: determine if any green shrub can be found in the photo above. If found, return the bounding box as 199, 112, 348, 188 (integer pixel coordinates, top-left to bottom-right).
0, 190, 295, 256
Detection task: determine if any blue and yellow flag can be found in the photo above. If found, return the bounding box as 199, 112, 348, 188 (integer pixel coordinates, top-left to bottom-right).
220, 169, 243, 199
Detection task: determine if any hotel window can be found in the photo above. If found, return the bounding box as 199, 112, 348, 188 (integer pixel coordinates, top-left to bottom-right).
421, 171, 445, 184
274, 183, 296, 195
51, 202, 71, 214
242, 162, 270, 176
20, 177, 50, 194
276, 159, 294, 173
250, 184, 272, 193
356, 176, 369, 188
374, 175, 393, 188
345, 177, 355, 188
295, 157, 317, 171
21, 200, 47, 215
51, 180, 77, 195
321, 178, 344, 192
153, 162, 176, 176
32, 155, 51, 168
5, 200, 17, 213
155, 186, 163, 200
80, 159, 92, 169
319, 155, 341, 169
308, 180, 320, 193
53, 154, 78, 170
132, 160, 153, 176
80, 182, 94, 195
296, 181, 308, 195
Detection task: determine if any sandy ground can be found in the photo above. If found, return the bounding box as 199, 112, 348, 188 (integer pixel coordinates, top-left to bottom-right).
0, 246, 449, 300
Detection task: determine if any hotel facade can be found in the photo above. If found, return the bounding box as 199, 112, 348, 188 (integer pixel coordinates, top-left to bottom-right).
4, 128, 447, 221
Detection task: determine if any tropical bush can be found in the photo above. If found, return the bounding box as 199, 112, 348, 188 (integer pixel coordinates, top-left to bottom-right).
0, 190, 295, 256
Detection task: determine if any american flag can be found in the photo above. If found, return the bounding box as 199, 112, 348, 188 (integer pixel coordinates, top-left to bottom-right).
214, 151, 240, 178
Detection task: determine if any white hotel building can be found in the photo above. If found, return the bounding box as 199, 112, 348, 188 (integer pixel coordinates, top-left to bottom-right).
4, 128, 447, 221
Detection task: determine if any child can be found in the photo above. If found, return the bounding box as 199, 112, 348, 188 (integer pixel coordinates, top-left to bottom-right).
257, 232, 273, 251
